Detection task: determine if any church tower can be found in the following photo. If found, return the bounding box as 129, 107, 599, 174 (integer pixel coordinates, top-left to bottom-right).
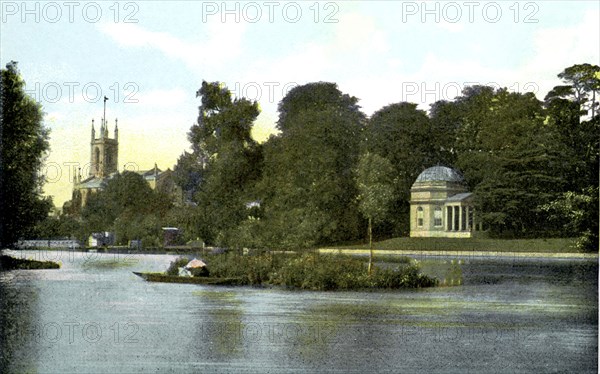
89, 113, 119, 178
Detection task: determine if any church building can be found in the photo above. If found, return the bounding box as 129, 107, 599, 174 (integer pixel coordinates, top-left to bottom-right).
71, 118, 119, 206
67, 116, 182, 212
409, 166, 482, 238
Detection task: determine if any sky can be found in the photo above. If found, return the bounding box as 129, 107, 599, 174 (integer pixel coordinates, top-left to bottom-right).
1, 0, 599, 206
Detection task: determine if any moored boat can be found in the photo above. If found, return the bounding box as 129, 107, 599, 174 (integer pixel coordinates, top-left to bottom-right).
132, 272, 243, 285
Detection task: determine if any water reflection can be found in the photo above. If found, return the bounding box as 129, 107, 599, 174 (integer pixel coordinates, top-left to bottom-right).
0, 271, 41, 373
192, 290, 245, 359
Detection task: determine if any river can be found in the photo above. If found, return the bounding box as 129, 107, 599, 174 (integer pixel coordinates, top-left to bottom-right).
0, 249, 597, 373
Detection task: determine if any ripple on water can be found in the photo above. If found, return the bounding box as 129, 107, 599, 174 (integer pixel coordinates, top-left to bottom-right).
0, 250, 597, 373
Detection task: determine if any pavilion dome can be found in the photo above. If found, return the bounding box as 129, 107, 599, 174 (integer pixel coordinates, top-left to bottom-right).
414, 166, 464, 184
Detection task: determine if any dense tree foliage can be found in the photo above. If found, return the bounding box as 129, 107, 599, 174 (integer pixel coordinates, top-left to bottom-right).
170, 64, 598, 251
364, 102, 433, 236
0, 62, 52, 247
419, 64, 598, 247
81, 171, 173, 245
31, 215, 85, 242
54, 63, 598, 252
175, 81, 262, 246
173, 151, 204, 202
541, 64, 600, 249
252, 82, 365, 249
446, 87, 567, 236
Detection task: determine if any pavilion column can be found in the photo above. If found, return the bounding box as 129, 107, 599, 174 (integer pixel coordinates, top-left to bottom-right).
466, 207, 471, 231
458, 205, 463, 231
452, 206, 455, 231
454, 206, 459, 231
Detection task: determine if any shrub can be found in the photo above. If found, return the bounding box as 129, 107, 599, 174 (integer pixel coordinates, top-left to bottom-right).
189, 266, 210, 277
165, 257, 190, 276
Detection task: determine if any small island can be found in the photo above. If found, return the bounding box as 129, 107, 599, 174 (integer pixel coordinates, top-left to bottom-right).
0, 254, 60, 271
134, 252, 438, 291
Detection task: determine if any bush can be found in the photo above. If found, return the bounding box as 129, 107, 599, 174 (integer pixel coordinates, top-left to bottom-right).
189, 266, 210, 277
207, 251, 287, 285
270, 254, 367, 290
370, 265, 438, 288
165, 257, 190, 276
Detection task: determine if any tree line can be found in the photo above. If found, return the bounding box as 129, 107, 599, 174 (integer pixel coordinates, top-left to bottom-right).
172, 64, 598, 251
1, 62, 598, 251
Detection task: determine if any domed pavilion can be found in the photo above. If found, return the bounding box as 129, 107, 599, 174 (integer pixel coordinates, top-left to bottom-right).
409, 166, 482, 238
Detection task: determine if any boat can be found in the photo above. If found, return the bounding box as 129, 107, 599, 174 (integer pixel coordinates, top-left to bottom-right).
132, 272, 243, 285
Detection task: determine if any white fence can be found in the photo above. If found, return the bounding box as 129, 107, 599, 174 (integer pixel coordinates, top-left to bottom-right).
17, 239, 82, 249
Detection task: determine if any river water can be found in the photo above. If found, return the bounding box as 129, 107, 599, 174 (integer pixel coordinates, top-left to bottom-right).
0, 249, 597, 373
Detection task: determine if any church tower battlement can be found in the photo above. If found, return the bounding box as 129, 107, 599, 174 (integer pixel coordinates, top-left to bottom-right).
89, 98, 119, 179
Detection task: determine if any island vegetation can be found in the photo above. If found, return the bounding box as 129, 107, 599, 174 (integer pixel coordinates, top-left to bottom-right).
0, 255, 60, 270
157, 252, 437, 291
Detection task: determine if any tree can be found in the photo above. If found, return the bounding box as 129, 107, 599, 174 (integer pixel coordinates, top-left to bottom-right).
548, 63, 600, 118
276, 81, 363, 132
428, 99, 463, 166
540, 187, 599, 251
542, 64, 599, 248
365, 102, 433, 236
81, 171, 172, 245
31, 214, 84, 241
355, 152, 395, 274
256, 82, 365, 248
454, 87, 566, 236
179, 81, 262, 246
173, 151, 204, 202
545, 63, 599, 192
0, 61, 52, 247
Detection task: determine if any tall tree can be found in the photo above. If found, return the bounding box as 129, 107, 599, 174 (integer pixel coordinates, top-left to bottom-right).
545, 63, 599, 192
179, 81, 262, 246
542, 64, 600, 249
365, 102, 433, 236
549, 63, 600, 118
454, 87, 566, 236
257, 82, 365, 248
355, 152, 395, 273
276, 82, 363, 132
429, 100, 462, 166
0, 61, 52, 247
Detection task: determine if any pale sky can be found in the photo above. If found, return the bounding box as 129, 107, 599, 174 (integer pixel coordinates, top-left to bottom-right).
1, 1, 598, 206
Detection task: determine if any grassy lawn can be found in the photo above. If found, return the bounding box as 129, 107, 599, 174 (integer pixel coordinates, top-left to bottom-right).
328, 237, 583, 253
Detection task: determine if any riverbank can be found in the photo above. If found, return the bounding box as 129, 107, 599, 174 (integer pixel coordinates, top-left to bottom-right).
5, 245, 220, 256
319, 248, 599, 260
326, 237, 597, 254
0, 255, 61, 270
6, 236, 597, 260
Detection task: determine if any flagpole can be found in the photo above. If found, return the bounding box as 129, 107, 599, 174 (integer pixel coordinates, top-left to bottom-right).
103, 96, 108, 126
